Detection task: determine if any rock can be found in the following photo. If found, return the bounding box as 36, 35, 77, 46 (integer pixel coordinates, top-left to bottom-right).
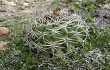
23, 2, 29, 7
24, 0, 35, 3
9, 2, 16, 6
0, 27, 9, 35
21, 9, 33, 14
102, 4, 110, 9
2, 0, 16, 6
0, 41, 8, 51
1, 0, 8, 5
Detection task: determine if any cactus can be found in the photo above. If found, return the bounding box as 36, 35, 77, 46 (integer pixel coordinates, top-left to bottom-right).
24, 11, 89, 60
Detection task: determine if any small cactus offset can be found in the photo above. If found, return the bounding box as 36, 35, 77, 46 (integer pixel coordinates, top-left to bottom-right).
25, 8, 90, 59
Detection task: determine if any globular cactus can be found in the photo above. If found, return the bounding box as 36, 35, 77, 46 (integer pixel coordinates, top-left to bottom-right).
24, 9, 89, 59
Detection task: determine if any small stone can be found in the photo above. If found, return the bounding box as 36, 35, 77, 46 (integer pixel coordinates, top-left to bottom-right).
102, 4, 110, 9
0, 27, 9, 35
23, 3, 29, 6
0, 41, 8, 51
9, 2, 16, 6
21, 10, 33, 14
2, 0, 16, 6
24, 0, 35, 3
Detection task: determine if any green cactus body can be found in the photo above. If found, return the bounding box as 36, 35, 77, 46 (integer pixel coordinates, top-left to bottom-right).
25, 10, 89, 61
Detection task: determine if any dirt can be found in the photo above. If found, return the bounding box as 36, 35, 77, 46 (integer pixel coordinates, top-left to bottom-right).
0, 0, 53, 20
0, 0, 53, 51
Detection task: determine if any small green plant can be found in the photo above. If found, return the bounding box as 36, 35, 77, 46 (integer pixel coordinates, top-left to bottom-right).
88, 25, 110, 50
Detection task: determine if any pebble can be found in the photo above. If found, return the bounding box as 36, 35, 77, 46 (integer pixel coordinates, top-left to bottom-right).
2, 0, 16, 6
24, 0, 35, 3
0, 41, 8, 51
21, 9, 33, 14
0, 27, 9, 35
23, 3, 29, 6
9, 2, 16, 6
102, 4, 110, 9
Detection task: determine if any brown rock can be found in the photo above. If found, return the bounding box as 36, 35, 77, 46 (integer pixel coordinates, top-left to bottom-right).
0, 27, 9, 35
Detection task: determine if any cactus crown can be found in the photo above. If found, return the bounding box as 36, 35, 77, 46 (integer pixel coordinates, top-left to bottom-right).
25, 8, 89, 59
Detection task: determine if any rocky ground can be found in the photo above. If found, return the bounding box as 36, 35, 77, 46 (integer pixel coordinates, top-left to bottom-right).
0, 0, 53, 19
0, 0, 54, 50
